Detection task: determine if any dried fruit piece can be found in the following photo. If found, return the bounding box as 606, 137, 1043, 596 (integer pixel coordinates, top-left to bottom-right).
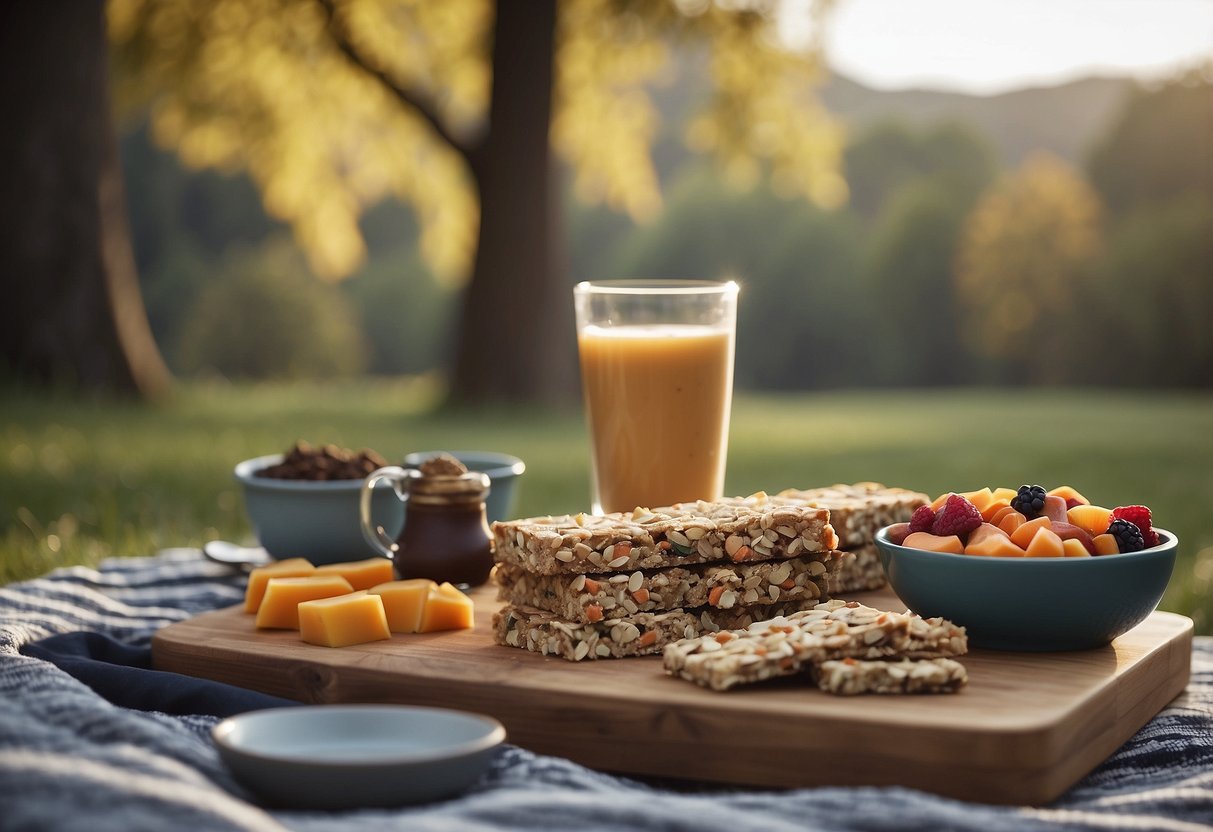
931, 494, 983, 539
1112, 505, 1160, 548
909, 505, 937, 534
1011, 485, 1048, 519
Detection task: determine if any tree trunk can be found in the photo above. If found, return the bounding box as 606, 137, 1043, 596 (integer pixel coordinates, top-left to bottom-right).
448, 0, 576, 405
0, 0, 170, 398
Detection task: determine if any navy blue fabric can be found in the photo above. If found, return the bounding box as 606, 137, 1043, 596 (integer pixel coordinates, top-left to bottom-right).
0, 548, 1210, 831
21, 631, 296, 717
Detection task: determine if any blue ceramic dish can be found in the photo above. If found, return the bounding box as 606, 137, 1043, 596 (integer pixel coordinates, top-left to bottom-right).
236, 450, 525, 564
874, 526, 1178, 651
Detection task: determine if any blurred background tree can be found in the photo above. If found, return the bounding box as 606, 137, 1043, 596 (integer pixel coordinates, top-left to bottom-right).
105, 0, 845, 404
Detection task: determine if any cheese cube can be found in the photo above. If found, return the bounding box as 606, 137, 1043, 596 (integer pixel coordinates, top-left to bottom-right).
255, 576, 353, 629
418, 582, 474, 632
314, 557, 396, 591
298, 592, 391, 648
369, 579, 436, 633
244, 558, 315, 613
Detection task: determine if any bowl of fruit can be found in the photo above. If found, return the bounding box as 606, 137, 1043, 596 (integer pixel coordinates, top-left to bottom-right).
874, 485, 1177, 651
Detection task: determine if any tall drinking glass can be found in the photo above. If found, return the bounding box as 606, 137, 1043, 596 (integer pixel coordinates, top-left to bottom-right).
573, 280, 739, 515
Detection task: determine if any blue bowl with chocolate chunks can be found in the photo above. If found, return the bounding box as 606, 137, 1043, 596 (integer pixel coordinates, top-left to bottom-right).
874, 526, 1178, 651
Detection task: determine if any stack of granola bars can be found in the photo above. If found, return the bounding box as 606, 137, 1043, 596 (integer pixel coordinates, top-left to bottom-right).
490, 498, 843, 661
772, 483, 929, 594
664, 598, 969, 695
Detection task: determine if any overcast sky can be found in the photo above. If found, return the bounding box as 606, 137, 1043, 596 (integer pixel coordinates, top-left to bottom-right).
782, 0, 1213, 95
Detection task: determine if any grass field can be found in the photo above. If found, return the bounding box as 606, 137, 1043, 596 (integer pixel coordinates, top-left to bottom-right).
2, 381, 1210, 633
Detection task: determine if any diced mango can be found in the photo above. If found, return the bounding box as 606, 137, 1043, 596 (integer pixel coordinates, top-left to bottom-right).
1023, 527, 1064, 557
964, 535, 1025, 558
1063, 538, 1091, 558
1009, 516, 1052, 549
314, 557, 396, 591
369, 579, 436, 633
1048, 485, 1089, 506
1068, 505, 1113, 536
902, 532, 965, 554
418, 582, 475, 632
991, 487, 1017, 503
244, 558, 315, 613
1092, 533, 1120, 556
961, 487, 996, 513
298, 592, 391, 647
980, 499, 1012, 522
255, 576, 353, 629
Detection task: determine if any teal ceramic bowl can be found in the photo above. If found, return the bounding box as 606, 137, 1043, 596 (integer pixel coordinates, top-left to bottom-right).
874, 526, 1178, 651
236, 451, 525, 565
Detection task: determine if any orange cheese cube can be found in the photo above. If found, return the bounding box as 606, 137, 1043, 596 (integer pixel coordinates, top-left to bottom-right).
902, 532, 965, 554
1092, 533, 1120, 556
298, 592, 391, 647
244, 558, 315, 613
255, 576, 353, 629
314, 557, 396, 591
1009, 516, 1052, 549
1023, 527, 1064, 558
964, 535, 1025, 558
418, 582, 474, 632
1063, 538, 1092, 558
369, 579, 436, 633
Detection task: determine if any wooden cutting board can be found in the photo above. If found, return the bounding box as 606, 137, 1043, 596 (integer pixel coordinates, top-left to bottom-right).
152, 585, 1192, 805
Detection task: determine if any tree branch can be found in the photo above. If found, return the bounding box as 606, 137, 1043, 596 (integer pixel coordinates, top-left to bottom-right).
316, 0, 482, 172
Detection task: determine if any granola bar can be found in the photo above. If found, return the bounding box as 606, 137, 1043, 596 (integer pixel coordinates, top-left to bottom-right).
663, 600, 967, 691
832, 544, 887, 594
813, 658, 968, 695
494, 552, 842, 623
492, 599, 819, 661
492, 498, 837, 576
774, 483, 928, 548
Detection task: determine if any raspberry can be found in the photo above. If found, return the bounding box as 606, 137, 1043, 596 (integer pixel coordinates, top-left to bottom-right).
909, 505, 936, 534
1011, 485, 1047, 519
1107, 518, 1145, 553
931, 494, 983, 539
1112, 505, 1160, 548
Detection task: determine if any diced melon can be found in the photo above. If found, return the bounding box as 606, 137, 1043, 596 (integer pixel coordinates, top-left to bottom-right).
244, 558, 315, 613
1009, 516, 1052, 549
255, 576, 353, 629
960, 488, 996, 513
997, 510, 1026, 535
1023, 527, 1064, 557
988, 504, 1018, 526
980, 499, 1012, 522
1092, 533, 1120, 556
418, 582, 475, 632
902, 532, 965, 554
929, 492, 954, 511
314, 557, 396, 591
964, 535, 1025, 557
991, 487, 1017, 503
1048, 485, 1089, 506
1063, 538, 1091, 558
298, 592, 391, 647
1068, 505, 1113, 536
369, 579, 437, 633
967, 522, 1010, 548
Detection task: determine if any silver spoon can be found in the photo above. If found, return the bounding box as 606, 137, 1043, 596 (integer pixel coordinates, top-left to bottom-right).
202, 540, 273, 571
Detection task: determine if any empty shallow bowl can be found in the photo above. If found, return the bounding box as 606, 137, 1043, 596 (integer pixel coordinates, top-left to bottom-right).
212, 705, 506, 810
874, 526, 1178, 651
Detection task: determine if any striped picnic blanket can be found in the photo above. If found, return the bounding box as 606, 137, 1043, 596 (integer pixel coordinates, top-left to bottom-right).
1, 549, 1210, 831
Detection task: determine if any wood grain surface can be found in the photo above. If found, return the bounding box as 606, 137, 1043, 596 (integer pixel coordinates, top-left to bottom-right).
152, 585, 1192, 805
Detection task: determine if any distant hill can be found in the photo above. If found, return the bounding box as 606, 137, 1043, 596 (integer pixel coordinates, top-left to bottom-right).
818, 73, 1137, 167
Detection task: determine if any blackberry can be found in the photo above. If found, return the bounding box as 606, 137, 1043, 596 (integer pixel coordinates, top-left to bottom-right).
1011, 485, 1047, 519
1107, 518, 1145, 553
